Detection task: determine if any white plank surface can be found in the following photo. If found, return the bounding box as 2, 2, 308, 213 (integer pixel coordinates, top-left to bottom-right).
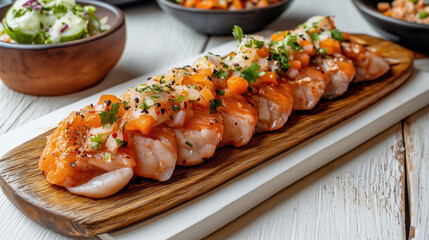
206, 124, 406, 240
0, 0, 426, 239
0, 2, 207, 240
404, 106, 429, 240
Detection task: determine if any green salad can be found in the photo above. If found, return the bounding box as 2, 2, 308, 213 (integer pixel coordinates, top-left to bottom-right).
0, 0, 110, 44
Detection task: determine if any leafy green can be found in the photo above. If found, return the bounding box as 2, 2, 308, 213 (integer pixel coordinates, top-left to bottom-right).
99, 103, 120, 126
216, 89, 225, 96
185, 141, 193, 148
232, 25, 244, 46
330, 29, 345, 41
212, 68, 228, 79
252, 39, 264, 49
209, 99, 223, 114
240, 63, 265, 84
90, 134, 103, 150
172, 94, 185, 103
139, 99, 152, 111
115, 139, 128, 149
417, 11, 428, 19
284, 34, 303, 51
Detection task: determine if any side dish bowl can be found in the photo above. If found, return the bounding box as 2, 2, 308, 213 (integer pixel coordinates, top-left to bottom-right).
0, 0, 126, 96
352, 0, 429, 53
156, 0, 293, 35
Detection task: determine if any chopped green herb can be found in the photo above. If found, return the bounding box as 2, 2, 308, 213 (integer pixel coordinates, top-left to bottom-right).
310, 33, 319, 41
408, 0, 418, 3
90, 134, 103, 150
212, 68, 228, 79
209, 99, 223, 114
171, 105, 181, 111
185, 141, 193, 148
173, 94, 185, 103
122, 121, 127, 132
284, 34, 303, 51
104, 152, 111, 162
252, 39, 265, 49
240, 63, 265, 84
232, 25, 244, 46
233, 66, 243, 71
330, 29, 345, 41
417, 11, 428, 19
317, 47, 328, 55
139, 99, 153, 111
99, 103, 120, 126
150, 95, 160, 100
216, 89, 225, 96
115, 139, 128, 149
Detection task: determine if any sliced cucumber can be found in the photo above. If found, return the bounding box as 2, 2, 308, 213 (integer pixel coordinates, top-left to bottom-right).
4, 1, 41, 43
60, 27, 85, 42
3, 19, 39, 44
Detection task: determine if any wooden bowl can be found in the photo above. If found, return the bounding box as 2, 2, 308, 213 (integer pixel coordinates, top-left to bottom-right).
0, 0, 126, 96
156, 0, 293, 35
352, 0, 429, 53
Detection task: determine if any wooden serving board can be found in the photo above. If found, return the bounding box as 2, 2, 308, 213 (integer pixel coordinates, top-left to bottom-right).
0, 35, 413, 237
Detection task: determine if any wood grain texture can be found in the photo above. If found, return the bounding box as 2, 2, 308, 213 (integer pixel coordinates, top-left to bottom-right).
0, 35, 413, 237
205, 123, 406, 239
403, 106, 429, 240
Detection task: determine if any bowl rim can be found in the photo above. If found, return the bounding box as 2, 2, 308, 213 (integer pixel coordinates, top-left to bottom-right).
157, 0, 291, 15
351, 0, 429, 30
0, 0, 125, 50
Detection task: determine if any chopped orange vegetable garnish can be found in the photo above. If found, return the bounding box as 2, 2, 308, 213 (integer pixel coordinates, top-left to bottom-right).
125, 115, 155, 135
227, 76, 248, 95
258, 71, 278, 85
196, 0, 216, 9
97, 95, 125, 116
256, 0, 268, 8
189, 72, 215, 90
293, 52, 310, 68
98, 95, 122, 105
320, 38, 342, 55
271, 31, 289, 42
233, 0, 244, 9
184, 0, 195, 7
257, 46, 270, 58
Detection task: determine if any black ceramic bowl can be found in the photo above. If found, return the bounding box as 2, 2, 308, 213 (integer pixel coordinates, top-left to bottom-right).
352, 0, 429, 53
157, 0, 293, 35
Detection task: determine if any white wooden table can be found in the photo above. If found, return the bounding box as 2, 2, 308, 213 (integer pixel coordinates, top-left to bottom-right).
1, 0, 428, 239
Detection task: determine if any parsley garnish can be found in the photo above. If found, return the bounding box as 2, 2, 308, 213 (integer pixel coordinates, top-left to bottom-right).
232, 25, 244, 46
233, 66, 243, 71
99, 103, 120, 126
310, 33, 319, 41
185, 141, 193, 148
172, 95, 185, 102
209, 99, 223, 114
139, 99, 153, 111
212, 68, 228, 79
115, 139, 128, 149
252, 39, 264, 49
216, 89, 225, 96
317, 47, 328, 55
285, 35, 303, 51
240, 63, 265, 84
330, 29, 345, 41
150, 95, 160, 100
171, 105, 181, 111
90, 134, 103, 150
